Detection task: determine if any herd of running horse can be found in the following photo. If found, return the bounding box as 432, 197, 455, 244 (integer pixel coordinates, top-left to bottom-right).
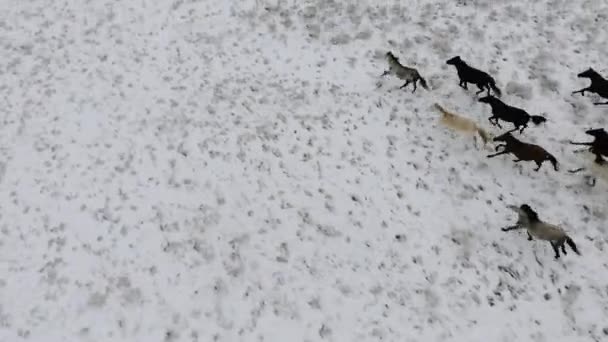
381, 52, 608, 259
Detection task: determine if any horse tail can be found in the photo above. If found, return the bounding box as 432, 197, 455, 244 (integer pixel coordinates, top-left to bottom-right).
531, 115, 547, 125
433, 103, 448, 115
565, 236, 581, 255
489, 78, 502, 97
418, 76, 429, 90
476, 127, 491, 145
547, 154, 559, 171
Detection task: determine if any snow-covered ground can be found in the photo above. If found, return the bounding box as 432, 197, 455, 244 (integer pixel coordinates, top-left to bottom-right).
1, 0, 608, 341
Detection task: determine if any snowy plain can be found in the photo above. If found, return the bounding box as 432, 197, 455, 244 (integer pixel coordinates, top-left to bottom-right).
1, 0, 608, 341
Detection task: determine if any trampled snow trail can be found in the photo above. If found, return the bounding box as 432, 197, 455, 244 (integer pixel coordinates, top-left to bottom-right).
1, 1, 608, 341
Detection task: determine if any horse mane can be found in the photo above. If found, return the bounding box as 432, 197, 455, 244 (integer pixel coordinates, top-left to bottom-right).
584, 68, 605, 79
482, 95, 503, 106
496, 131, 517, 142
520, 204, 540, 222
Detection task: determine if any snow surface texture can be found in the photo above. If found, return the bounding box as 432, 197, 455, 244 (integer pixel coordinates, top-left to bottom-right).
1, 0, 608, 341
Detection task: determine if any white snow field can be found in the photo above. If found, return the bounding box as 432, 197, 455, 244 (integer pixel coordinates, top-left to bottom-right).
1, 0, 608, 341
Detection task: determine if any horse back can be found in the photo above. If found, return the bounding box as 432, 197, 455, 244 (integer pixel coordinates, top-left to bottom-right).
513, 143, 550, 160
529, 223, 565, 241
491, 103, 526, 123
597, 82, 608, 98
395, 65, 417, 79
505, 105, 530, 123
458, 64, 491, 83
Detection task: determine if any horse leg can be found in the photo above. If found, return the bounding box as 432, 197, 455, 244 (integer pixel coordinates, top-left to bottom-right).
527, 232, 533, 241
400, 80, 410, 89
534, 161, 543, 171
487, 150, 509, 158
585, 175, 597, 187
560, 240, 567, 255
475, 84, 485, 95
593, 153, 605, 164
501, 225, 521, 232
550, 241, 560, 259
572, 87, 589, 96
570, 141, 594, 147
568, 167, 586, 173
488, 117, 502, 128
519, 125, 527, 134
411, 81, 417, 93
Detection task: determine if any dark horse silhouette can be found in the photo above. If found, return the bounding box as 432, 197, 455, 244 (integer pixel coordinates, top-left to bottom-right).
572, 68, 608, 105
446, 56, 501, 96
570, 128, 608, 163
488, 131, 558, 171
478, 95, 546, 133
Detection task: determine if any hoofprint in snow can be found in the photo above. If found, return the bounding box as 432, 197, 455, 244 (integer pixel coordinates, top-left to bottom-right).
1, 1, 608, 341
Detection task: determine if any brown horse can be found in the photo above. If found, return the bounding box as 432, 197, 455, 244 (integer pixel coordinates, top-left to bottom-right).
487, 131, 558, 171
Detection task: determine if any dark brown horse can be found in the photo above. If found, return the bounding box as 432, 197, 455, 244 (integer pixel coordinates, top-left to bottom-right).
488, 131, 558, 171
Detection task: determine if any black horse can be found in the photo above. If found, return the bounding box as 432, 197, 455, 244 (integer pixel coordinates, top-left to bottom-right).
478, 95, 546, 133
572, 68, 608, 105
446, 56, 501, 96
